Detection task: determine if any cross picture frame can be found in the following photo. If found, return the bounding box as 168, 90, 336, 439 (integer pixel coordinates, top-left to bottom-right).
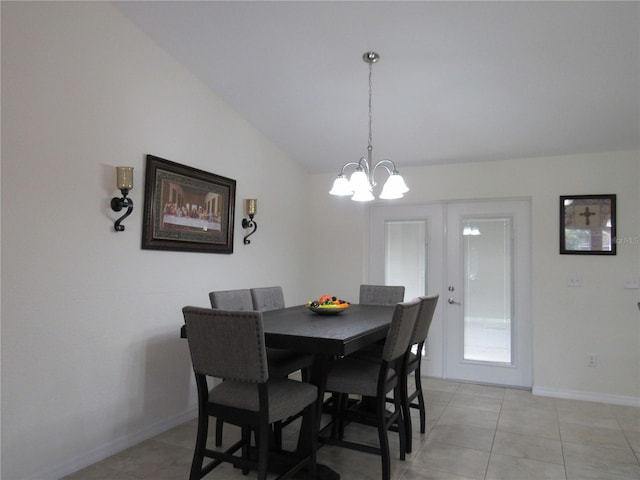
560, 194, 616, 255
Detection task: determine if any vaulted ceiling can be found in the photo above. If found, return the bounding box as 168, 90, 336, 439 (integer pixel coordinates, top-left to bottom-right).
115, 1, 639, 174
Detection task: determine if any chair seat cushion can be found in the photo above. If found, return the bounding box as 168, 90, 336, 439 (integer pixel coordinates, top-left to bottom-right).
356, 346, 419, 373
211, 378, 317, 423
326, 357, 397, 397
267, 349, 314, 377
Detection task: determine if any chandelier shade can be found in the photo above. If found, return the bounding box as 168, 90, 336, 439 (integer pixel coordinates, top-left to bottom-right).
379, 173, 409, 199
349, 170, 370, 193
328, 175, 352, 196
329, 52, 408, 202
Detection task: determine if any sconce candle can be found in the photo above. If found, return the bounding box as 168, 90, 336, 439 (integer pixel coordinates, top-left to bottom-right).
245, 199, 257, 216
116, 166, 134, 190
111, 166, 134, 232
242, 198, 258, 244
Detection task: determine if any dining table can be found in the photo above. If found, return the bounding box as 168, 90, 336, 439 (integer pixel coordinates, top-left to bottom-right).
180, 302, 397, 479
179, 303, 395, 350
261, 303, 395, 356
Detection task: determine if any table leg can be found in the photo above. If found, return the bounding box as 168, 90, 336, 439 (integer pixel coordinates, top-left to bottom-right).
295, 353, 340, 479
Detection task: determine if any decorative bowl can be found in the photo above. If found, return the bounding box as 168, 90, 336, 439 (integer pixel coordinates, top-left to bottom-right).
307, 304, 350, 315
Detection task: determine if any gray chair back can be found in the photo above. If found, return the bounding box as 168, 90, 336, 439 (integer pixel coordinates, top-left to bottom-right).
209, 289, 254, 310
250, 286, 285, 311
410, 295, 439, 345
382, 297, 421, 363
359, 284, 405, 305
183, 306, 268, 383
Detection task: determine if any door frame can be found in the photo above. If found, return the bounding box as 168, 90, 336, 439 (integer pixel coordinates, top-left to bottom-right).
369, 203, 445, 378
369, 198, 532, 387
444, 199, 532, 387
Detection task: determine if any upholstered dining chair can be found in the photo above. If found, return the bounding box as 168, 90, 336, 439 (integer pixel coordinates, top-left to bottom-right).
318, 297, 421, 480
244, 288, 314, 381
359, 284, 405, 305
349, 294, 439, 453
250, 286, 286, 311
183, 306, 318, 480
358, 284, 406, 351
209, 289, 314, 447
402, 294, 439, 453
209, 289, 254, 311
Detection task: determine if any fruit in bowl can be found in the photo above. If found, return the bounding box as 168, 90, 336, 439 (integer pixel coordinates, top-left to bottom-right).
307, 295, 350, 314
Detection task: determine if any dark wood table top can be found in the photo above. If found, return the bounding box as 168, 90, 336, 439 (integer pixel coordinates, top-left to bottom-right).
261, 304, 395, 357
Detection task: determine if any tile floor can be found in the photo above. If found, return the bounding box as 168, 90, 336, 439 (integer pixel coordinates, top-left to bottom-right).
62, 378, 640, 480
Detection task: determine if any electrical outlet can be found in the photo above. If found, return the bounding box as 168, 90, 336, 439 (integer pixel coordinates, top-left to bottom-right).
587, 354, 598, 367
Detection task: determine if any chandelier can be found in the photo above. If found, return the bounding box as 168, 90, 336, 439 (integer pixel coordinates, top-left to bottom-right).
329, 51, 408, 202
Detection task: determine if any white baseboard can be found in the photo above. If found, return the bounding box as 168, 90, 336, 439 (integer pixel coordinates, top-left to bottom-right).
533, 385, 640, 407
32, 408, 197, 480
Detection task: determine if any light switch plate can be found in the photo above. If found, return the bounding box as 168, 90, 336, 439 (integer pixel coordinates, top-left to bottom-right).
624, 276, 639, 289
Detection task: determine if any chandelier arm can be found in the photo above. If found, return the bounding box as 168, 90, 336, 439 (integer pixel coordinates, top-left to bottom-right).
372, 162, 393, 178
337, 161, 362, 176
370, 160, 397, 187
373, 159, 399, 174
359, 156, 370, 175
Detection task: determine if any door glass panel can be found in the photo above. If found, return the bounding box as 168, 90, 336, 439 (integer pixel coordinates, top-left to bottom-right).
463, 217, 512, 364
385, 220, 426, 301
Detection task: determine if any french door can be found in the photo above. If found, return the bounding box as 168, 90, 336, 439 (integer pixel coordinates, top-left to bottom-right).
369, 199, 532, 387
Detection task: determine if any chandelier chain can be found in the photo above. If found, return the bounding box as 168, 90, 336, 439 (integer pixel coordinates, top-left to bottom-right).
368, 59, 373, 150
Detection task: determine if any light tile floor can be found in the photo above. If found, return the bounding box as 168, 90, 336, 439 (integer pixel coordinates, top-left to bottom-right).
62, 379, 640, 479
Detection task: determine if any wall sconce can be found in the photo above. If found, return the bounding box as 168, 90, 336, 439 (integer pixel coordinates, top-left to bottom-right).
241, 198, 257, 244
110, 166, 134, 232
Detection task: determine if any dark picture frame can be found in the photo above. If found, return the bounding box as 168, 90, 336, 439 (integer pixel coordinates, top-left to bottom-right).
142, 155, 236, 254
560, 194, 616, 255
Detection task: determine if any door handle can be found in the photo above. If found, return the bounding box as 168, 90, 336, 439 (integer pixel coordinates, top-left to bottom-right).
448, 297, 461, 305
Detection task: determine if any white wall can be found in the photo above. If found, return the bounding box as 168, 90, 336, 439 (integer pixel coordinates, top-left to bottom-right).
2, 2, 639, 480
1, 3, 311, 479
308, 151, 640, 403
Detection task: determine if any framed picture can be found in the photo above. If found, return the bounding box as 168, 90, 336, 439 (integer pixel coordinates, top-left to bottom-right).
560, 194, 616, 255
142, 155, 236, 254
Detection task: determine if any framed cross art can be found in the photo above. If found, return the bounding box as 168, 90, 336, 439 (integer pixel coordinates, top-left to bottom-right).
560, 194, 616, 255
